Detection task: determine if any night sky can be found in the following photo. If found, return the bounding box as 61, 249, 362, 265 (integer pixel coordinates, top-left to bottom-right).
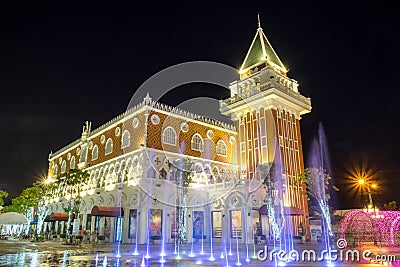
2, 2, 399, 208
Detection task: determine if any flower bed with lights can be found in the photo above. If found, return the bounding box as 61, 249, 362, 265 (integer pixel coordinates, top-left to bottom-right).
339, 209, 400, 246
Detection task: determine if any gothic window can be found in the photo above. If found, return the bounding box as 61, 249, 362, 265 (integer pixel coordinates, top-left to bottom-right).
61, 160, 66, 174
121, 130, 131, 148
53, 165, 58, 176
162, 127, 177, 146
92, 145, 98, 161
79, 147, 87, 163
216, 140, 227, 156
191, 133, 203, 151
159, 168, 167, 179
105, 138, 113, 155
70, 156, 76, 169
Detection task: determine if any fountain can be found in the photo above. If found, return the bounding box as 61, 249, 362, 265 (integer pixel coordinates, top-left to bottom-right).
102, 255, 108, 267
188, 237, 195, 257
256, 139, 295, 266
296, 122, 337, 264
235, 224, 241, 266
208, 207, 216, 261
140, 256, 146, 267
132, 188, 140, 256
200, 223, 204, 255
308, 124, 334, 256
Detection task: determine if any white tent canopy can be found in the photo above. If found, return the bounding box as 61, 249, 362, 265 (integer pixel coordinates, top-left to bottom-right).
0, 212, 28, 225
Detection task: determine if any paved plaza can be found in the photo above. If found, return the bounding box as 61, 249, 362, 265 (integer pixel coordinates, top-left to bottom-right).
0, 239, 399, 266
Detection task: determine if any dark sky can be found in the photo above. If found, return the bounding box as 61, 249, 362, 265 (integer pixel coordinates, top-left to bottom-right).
2, 2, 399, 208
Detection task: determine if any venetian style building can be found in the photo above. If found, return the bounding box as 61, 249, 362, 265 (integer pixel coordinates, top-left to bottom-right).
43, 21, 311, 244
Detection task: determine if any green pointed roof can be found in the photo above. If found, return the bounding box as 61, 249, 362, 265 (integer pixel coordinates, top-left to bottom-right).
240, 24, 287, 74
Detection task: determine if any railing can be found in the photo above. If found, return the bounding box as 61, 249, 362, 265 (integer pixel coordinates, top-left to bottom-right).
221, 80, 311, 107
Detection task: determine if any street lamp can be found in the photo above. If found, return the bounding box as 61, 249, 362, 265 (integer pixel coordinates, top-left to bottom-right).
357, 179, 377, 206
358, 180, 383, 218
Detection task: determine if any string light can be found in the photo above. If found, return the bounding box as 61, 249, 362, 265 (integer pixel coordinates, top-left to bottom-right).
340, 210, 400, 246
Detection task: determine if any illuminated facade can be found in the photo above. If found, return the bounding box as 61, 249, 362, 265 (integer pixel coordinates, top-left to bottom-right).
43, 21, 311, 244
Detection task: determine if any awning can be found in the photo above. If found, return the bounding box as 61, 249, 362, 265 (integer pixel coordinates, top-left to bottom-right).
49, 212, 69, 221
285, 206, 304, 216
43, 215, 51, 222
259, 205, 304, 216
91, 206, 124, 217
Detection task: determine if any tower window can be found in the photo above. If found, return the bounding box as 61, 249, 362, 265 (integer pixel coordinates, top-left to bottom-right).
191, 133, 203, 151
216, 140, 227, 156
240, 142, 245, 152
162, 126, 177, 146
105, 138, 113, 155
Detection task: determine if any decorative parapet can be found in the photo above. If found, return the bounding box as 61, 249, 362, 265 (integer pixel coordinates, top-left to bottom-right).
51, 94, 236, 158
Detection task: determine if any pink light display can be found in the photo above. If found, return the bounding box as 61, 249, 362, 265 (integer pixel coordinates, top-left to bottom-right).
339, 210, 400, 246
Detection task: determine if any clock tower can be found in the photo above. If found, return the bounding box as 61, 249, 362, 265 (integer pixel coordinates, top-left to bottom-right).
220, 18, 312, 237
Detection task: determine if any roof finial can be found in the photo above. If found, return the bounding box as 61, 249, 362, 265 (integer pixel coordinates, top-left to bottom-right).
257, 12, 261, 28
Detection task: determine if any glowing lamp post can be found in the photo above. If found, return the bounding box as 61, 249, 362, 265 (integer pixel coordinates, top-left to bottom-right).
357, 179, 377, 207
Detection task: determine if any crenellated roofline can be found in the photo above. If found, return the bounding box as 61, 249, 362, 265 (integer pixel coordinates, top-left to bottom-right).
50, 94, 236, 159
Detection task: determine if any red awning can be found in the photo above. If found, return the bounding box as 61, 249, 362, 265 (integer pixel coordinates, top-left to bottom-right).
285, 206, 304, 216
91, 206, 124, 217
49, 212, 69, 221
259, 205, 304, 216
43, 215, 51, 222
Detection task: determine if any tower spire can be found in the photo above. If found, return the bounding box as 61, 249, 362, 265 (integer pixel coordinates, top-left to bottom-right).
239, 15, 287, 75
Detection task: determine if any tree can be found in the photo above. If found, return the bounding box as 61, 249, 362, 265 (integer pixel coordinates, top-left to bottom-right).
2, 186, 43, 214
257, 162, 287, 241
383, 201, 398, 210
0, 190, 8, 207
54, 168, 89, 243
2, 205, 19, 213
168, 158, 193, 243
297, 167, 339, 246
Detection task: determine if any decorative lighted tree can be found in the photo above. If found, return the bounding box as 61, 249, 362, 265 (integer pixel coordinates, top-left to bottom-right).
257, 162, 286, 241
168, 158, 193, 243
297, 167, 336, 240
55, 168, 89, 243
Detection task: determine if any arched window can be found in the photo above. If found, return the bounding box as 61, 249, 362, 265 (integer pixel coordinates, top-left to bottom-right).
162, 127, 177, 145
53, 165, 58, 176
61, 160, 66, 174
92, 145, 98, 161
70, 156, 76, 169
191, 133, 203, 151
159, 168, 167, 179
216, 140, 227, 156
79, 147, 87, 163
121, 130, 131, 148
105, 138, 113, 155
